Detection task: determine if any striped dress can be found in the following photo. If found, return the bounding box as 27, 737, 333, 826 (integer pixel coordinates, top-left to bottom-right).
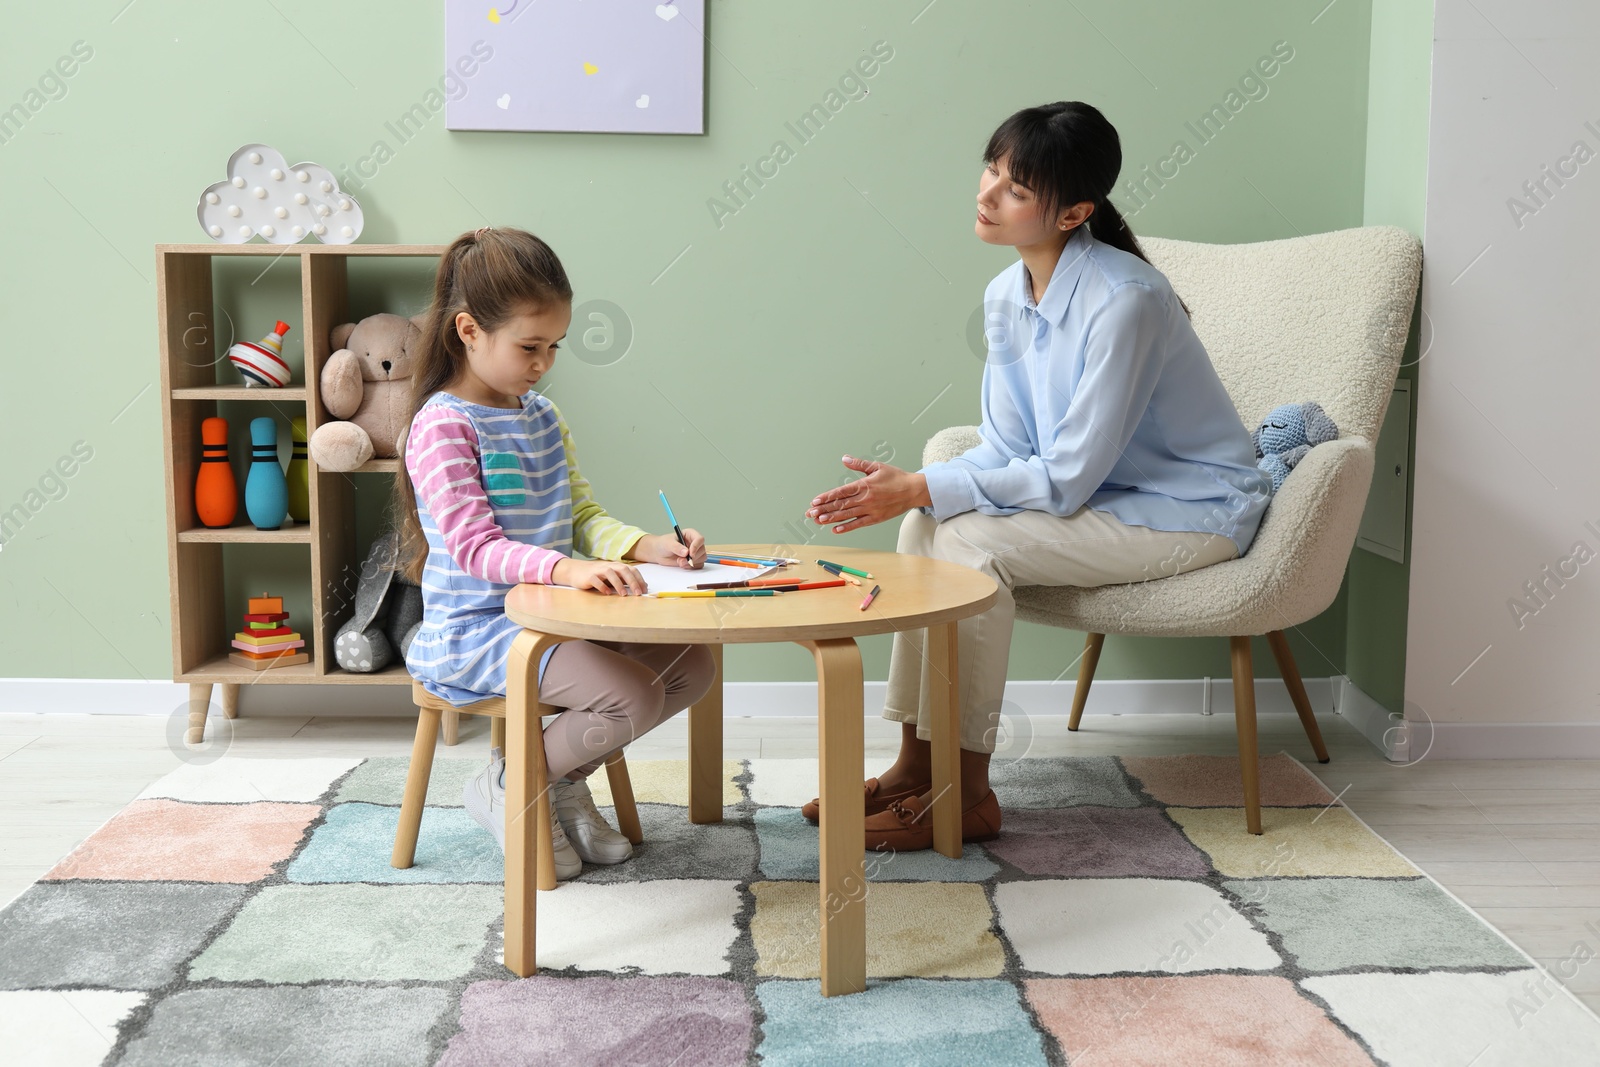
402, 389, 648, 707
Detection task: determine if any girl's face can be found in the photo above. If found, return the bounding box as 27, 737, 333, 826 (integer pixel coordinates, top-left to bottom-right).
975, 153, 1091, 247
453, 302, 572, 406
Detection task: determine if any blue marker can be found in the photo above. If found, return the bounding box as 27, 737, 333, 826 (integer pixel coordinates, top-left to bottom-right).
658, 489, 688, 550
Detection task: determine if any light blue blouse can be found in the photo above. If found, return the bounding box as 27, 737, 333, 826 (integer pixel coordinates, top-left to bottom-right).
919, 225, 1272, 558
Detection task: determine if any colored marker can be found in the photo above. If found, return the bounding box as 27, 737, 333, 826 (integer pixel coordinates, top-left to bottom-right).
705, 557, 765, 569
817, 558, 873, 580
858, 584, 881, 611
658, 490, 688, 551
695, 576, 799, 589
653, 588, 782, 598
708, 553, 791, 566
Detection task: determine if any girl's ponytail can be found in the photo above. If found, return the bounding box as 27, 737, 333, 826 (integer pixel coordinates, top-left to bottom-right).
391, 227, 574, 584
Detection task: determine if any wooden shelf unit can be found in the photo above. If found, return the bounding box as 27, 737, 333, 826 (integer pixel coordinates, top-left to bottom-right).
156, 242, 446, 742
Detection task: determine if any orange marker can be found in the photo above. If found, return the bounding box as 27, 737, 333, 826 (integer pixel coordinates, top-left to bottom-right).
858, 584, 881, 611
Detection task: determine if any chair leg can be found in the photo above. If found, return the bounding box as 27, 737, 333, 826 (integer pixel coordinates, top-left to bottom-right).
490, 717, 506, 752
1229, 636, 1263, 836
1067, 633, 1105, 731
441, 708, 461, 746
391, 705, 441, 869
605, 753, 645, 845
1266, 630, 1331, 764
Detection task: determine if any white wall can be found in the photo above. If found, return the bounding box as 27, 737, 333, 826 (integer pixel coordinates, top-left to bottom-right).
1410, 1, 1600, 742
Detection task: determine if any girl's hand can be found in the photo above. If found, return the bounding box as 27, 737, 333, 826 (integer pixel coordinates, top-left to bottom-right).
553, 558, 648, 595
807, 456, 932, 534
630, 530, 707, 569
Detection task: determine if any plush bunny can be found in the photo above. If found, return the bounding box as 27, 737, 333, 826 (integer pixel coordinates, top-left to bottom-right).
308, 312, 427, 472
1251, 400, 1339, 492
332, 530, 423, 673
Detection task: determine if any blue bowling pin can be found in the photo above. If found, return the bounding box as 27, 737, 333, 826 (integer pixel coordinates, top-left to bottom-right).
245, 417, 289, 530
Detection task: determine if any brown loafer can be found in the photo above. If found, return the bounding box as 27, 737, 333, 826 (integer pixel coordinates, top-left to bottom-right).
862, 789, 1002, 853
801, 777, 927, 825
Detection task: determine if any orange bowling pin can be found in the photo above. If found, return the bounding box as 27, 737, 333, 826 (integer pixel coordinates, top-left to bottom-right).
196, 416, 238, 527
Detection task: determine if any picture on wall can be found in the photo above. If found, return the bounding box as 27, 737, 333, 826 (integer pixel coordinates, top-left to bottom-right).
445, 0, 707, 134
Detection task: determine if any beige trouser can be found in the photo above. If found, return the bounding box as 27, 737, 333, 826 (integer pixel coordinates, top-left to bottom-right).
883, 506, 1238, 753
539, 640, 717, 781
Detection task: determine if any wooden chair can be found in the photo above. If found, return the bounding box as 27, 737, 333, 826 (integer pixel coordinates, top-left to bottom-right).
923, 225, 1423, 835
390, 680, 645, 880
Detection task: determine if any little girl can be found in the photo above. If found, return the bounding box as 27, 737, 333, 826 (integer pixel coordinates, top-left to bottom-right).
394, 226, 717, 878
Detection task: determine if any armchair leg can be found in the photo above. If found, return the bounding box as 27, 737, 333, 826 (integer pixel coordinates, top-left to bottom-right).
1229, 636, 1263, 835
1266, 630, 1331, 764
1067, 633, 1105, 731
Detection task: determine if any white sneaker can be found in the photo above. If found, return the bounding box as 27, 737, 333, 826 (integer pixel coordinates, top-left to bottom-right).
552, 777, 635, 865
463, 746, 582, 880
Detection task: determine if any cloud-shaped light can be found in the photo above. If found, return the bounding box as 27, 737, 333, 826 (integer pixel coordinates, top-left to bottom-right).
196, 143, 364, 245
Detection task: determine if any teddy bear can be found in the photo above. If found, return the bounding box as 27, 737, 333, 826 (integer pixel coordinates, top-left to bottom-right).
1251, 400, 1339, 492
332, 530, 424, 673
308, 312, 427, 472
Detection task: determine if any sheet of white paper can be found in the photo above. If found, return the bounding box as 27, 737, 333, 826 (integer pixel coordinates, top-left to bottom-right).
552, 560, 779, 594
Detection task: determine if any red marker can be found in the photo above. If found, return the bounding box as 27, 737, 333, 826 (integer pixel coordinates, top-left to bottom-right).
858, 584, 881, 611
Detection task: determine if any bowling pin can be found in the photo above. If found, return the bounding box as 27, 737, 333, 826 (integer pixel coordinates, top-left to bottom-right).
245, 417, 289, 530
287, 416, 310, 522
195, 416, 238, 528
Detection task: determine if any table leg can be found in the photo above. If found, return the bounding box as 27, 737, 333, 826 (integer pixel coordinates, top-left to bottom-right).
926, 621, 962, 859
688, 644, 724, 824
504, 628, 564, 977
803, 637, 866, 997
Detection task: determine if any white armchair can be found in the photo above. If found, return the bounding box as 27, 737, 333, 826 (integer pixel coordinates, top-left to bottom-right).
923, 225, 1424, 834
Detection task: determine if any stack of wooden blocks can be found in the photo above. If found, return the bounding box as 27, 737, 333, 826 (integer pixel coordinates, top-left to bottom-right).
227, 593, 309, 670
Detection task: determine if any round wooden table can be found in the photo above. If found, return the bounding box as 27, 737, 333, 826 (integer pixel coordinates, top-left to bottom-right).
501, 544, 997, 996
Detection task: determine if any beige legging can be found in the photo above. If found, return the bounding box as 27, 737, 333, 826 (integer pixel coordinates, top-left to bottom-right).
537, 640, 717, 781
884, 505, 1239, 753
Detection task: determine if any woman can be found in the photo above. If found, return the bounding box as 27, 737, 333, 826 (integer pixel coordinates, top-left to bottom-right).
804, 101, 1273, 851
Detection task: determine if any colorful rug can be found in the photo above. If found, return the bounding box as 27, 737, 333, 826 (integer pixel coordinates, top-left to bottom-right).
3, 753, 1598, 1066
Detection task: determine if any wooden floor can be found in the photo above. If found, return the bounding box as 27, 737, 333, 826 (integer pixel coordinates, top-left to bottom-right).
2, 707, 1597, 1015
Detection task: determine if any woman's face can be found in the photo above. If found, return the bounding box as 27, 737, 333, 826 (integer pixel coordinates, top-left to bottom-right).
976, 154, 1051, 247
975, 153, 1091, 247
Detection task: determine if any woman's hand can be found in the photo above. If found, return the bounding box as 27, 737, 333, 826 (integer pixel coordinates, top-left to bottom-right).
807, 456, 932, 534
628, 530, 707, 569
551, 557, 649, 595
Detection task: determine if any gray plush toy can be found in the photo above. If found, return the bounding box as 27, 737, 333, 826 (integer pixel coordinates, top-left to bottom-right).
333, 530, 424, 673
1251, 400, 1339, 492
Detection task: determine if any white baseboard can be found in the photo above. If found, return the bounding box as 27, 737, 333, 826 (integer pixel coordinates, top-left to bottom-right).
7, 675, 1597, 758
1330, 675, 1410, 762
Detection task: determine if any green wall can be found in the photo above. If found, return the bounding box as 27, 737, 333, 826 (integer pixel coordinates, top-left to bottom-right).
0, 0, 1401, 688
